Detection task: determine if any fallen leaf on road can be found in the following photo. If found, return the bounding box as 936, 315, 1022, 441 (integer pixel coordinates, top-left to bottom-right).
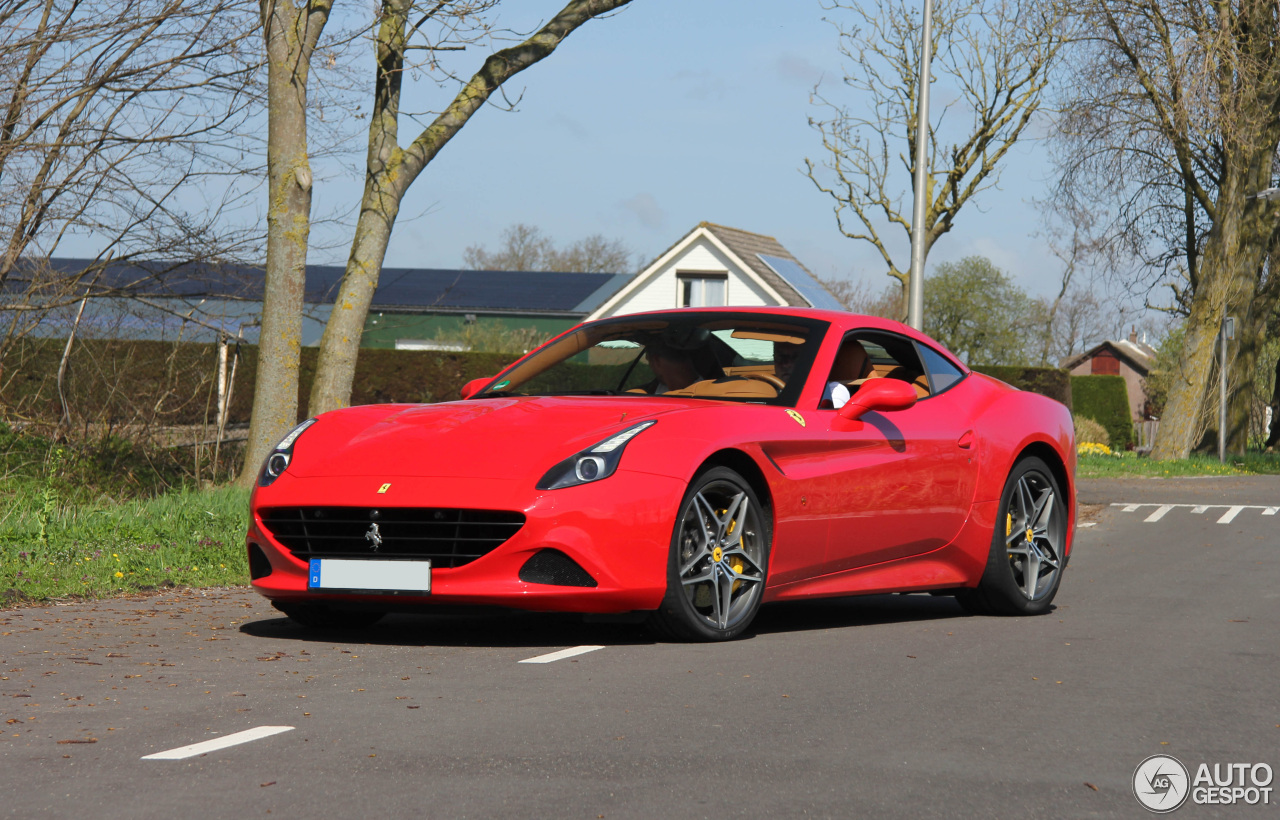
1085, 783, 1098, 791
56, 738, 97, 744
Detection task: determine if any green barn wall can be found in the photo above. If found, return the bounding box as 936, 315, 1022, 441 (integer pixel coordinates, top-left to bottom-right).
359, 312, 579, 349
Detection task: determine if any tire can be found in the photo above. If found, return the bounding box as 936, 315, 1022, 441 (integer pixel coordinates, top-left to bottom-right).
648, 467, 771, 641
958, 456, 1067, 616
272, 601, 386, 629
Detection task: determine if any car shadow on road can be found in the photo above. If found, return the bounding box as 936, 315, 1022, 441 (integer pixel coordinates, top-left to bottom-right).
747, 593, 978, 637
240, 607, 656, 648
240, 593, 988, 647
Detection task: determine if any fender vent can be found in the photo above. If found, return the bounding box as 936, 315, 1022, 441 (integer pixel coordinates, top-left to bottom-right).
519, 550, 597, 588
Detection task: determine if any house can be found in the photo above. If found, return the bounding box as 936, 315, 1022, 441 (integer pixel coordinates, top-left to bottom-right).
586, 222, 843, 320
13, 259, 629, 348
1061, 331, 1158, 422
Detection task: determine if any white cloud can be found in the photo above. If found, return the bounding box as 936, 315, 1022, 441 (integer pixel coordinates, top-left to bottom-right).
619, 192, 666, 230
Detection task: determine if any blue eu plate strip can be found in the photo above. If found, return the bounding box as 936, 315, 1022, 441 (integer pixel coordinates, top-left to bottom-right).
309, 559, 321, 588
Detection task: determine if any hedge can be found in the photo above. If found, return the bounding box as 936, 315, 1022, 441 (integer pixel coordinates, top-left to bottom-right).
972, 366, 1072, 407
1070, 375, 1134, 449
1, 339, 515, 427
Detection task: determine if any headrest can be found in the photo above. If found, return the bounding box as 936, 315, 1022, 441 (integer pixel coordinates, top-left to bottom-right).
830, 340, 871, 382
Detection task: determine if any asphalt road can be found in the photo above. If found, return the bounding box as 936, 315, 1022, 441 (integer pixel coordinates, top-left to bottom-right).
2, 476, 1277, 819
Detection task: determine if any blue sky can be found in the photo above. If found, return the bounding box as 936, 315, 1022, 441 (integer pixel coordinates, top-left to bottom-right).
305, 0, 1061, 296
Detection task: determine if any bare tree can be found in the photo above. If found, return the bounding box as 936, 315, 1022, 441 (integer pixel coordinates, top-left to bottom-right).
238, 0, 335, 485
1053, 0, 1280, 458
304, 0, 634, 419
0, 0, 263, 371
464, 222, 632, 272
805, 0, 1066, 315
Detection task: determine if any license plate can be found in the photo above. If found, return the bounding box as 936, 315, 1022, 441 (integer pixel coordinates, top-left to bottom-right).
308, 559, 431, 593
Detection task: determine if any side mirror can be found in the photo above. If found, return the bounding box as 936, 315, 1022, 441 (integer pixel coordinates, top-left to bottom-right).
460, 377, 491, 400
837, 378, 917, 422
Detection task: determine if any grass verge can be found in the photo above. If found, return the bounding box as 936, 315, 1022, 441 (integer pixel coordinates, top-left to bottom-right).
1077, 450, 1280, 478
1, 422, 250, 605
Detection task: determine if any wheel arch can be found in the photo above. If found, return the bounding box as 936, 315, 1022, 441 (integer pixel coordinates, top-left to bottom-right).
1011, 439, 1074, 526
695, 448, 775, 523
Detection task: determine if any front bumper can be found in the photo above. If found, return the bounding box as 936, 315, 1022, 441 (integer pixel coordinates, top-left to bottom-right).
246, 469, 685, 613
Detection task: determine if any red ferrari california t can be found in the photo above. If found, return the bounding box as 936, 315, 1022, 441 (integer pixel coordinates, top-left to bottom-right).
245, 307, 1075, 640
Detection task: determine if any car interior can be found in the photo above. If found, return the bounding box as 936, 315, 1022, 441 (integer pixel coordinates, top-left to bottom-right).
817, 332, 933, 408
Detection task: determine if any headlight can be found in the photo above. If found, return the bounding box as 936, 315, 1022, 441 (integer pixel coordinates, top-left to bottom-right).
257, 418, 317, 487
536, 421, 656, 490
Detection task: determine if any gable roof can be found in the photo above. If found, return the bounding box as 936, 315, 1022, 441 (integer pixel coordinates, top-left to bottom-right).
586, 223, 839, 319
19, 258, 628, 316
1061, 339, 1157, 375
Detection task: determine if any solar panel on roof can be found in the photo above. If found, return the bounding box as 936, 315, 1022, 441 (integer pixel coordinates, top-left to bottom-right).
757, 254, 846, 311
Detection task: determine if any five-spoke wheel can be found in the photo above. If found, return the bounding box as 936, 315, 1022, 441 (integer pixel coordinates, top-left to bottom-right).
650, 467, 770, 641
959, 456, 1066, 615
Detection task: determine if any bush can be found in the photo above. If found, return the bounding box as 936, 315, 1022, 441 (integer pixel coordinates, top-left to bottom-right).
1074, 416, 1110, 446
972, 366, 1072, 407
1071, 375, 1134, 449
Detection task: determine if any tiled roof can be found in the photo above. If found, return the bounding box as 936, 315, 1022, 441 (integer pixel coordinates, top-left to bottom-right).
1060, 339, 1157, 374
697, 223, 808, 306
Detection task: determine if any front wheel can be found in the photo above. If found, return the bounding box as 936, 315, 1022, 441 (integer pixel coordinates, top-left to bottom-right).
648, 467, 771, 641
958, 456, 1067, 616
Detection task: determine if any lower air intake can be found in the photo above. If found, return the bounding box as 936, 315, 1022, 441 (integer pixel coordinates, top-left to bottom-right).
519, 549, 598, 588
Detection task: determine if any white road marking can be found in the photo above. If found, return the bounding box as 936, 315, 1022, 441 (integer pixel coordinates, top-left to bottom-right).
1078, 522, 1097, 528
141, 726, 294, 760
519, 645, 605, 664
1218, 506, 1246, 524
1109, 502, 1276, 523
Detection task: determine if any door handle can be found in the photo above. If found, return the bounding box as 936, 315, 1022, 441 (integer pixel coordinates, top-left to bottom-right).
957, 430, 974, 449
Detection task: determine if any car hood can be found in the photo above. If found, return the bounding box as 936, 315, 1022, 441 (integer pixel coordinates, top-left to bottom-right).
286, 396, 694, 480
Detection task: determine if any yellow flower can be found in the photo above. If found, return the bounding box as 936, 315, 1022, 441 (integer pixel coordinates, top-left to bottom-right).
1077, 442, 1112, 456
114, 571, 123, 578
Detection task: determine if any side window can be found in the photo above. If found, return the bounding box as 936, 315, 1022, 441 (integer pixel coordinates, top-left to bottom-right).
918, 344, 965, 393
823, 330, 931, 406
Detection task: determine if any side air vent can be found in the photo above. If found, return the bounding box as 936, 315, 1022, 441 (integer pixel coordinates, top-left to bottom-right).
248, 543, 273, 580
519, 549, 598, 588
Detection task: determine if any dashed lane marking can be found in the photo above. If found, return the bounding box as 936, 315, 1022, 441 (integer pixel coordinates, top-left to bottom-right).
1218, 506, 1246, 524
519, 645, 605, 664
141, 726, 294, 761
1111, 503, 1277, 524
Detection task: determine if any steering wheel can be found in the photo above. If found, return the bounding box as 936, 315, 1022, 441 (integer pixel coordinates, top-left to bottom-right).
739, 372, 786, 390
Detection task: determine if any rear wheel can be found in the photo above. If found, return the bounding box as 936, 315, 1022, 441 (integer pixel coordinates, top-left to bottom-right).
958, 456, 1066, 616
648, 467, 770, 641
272, 601, 386, 629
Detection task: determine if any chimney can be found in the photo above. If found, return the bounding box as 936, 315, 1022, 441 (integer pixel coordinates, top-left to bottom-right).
1129, 325, 1138, 344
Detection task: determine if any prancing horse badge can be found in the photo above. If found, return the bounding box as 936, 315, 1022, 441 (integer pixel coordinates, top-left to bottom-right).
786, 409, 806, 427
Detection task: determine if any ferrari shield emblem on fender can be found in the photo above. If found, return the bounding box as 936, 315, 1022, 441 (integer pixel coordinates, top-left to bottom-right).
785, 409, 806, 427
377, 483, 391, 494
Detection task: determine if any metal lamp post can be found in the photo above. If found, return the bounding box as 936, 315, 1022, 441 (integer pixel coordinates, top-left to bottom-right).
906, 0, 934, 331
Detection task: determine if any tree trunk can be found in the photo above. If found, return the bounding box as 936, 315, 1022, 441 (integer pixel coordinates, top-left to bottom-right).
308, 0, 633, 415
237, 0, 331, 486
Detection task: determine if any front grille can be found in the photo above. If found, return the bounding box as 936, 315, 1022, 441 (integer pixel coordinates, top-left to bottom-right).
519, 549, 598, 588
260, 507, 525, 569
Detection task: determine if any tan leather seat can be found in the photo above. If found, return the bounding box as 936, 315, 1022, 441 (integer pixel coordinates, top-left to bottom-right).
830, 340, 874, 382
885, 366, 930, 398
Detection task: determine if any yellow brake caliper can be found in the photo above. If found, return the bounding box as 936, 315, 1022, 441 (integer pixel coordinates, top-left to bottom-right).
1006, 512, 1013, 558
726, 514, 745, 592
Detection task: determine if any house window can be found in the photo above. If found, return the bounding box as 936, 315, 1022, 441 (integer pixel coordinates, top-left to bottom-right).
678, 273, 727, 307
1091, 350, 1120, 376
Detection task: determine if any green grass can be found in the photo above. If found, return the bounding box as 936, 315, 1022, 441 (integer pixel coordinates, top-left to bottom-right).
0, 422, 250, 605
1077, 450, 1280, 478
0, 482, 250, 604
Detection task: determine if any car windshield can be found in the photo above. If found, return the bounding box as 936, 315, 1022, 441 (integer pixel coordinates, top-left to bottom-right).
474, 312, 829, 406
